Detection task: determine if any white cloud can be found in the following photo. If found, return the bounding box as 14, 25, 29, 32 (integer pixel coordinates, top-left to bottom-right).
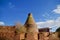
55, 17, 60, 26
8, 2, 15, 8
0, 22, 5, 25
36, 17, 60, 32
36, 20, 55, 28
53, 5, 60, 14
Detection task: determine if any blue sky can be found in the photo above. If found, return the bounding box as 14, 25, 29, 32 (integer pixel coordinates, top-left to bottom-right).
0, 0, 60, 32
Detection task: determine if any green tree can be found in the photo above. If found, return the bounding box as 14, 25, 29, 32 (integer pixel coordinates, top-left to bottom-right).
56, 27, 60, 40
56, 27, 60, 32
15, 26, 26, 33
15, 22, 27, 34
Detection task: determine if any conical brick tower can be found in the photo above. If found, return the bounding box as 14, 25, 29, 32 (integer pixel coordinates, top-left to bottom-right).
24, 13, 38, 33
24, 13, 38, 40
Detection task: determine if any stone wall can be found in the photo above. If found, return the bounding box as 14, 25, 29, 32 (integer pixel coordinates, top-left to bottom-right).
38, 32, 59, 40
0, 26, 60, 40
0, 26, 15, 40
38, 32, 49, 40
25, 32, 38, 40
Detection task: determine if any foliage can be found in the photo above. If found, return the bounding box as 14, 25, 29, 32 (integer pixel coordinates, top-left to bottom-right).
56, 27, 60, 32
56, 27, 60, 38
15, 26, 26, 34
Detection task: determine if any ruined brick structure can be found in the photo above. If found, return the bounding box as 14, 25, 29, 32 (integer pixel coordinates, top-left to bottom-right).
0, 13, 60, 40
